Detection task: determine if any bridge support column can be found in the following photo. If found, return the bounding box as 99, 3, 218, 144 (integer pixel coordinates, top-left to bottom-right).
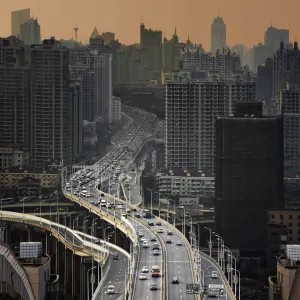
55, 239, 59, 274
71, 252, 75, 298
80, 257, 86, 300
64, 246, 67, 296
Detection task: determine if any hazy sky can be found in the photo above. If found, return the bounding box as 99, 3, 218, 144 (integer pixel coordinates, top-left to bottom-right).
1, 0, 299, 49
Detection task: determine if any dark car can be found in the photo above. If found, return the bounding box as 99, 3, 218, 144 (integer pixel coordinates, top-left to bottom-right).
135, 213, 141, 218
156, 221, 162, 226
166, 238, 172, 244
148, 221, 154, 226
172, 277, 179, 284
112, 253, 118, 260
150, 283, 158, 290
167, 231, 173, 236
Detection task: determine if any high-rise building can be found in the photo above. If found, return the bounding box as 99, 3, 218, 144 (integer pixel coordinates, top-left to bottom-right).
273, 42, 300, 100
256, 57, 273, 103
30, 38, 72, 168
264, 26, 289, 49
215, 102, 284, 254
20, 18, 41, 45
165, 75, 256, 173
0, 36, 30, 149
211, 16, 226, 53
70, 28, 112, 124
11, 8, 30, 37
280, 86, 300, 199
101, 32, 115, 45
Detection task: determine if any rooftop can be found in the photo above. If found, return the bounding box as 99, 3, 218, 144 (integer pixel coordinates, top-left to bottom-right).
158, 168, 213, 178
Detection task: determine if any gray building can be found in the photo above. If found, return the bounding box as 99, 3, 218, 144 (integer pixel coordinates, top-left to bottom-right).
210, 16, 226, 53
29, 37, 72, 168
0, 36, 30, 149
264, 26, 289, 49
165, 74, 256, 174
11, 8, 30, 37
20, 18, 41, 45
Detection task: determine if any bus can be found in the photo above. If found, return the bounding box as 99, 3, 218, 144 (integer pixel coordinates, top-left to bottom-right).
151, 265, 160, 277
0, 198, 15, 205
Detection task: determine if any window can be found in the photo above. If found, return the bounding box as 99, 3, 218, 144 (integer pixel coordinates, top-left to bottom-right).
289, 222, 292, 226
289, 215, 293, 219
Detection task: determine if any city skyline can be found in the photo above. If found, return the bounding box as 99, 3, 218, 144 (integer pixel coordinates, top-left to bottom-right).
1, 0, 299, 49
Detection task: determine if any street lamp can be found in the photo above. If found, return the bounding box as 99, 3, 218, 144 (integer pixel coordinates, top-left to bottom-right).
204, 227, 212, 258
87, 266, 97, 300
214, 233, 224, 270
231, 268, 240, 300
223, 247, 232, 286
228, 254, 237, 294
167, 198, 176, 224
178, 206, 186, 236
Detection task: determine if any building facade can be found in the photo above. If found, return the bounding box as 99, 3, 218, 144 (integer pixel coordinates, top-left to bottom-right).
110, 96, 122, 123
11, 8, 30, 37
211, 16, 226, 53
215, 102, 284, 253
165, 75, 256, 173
30, 38, 72, 168
20, 18, 41, 45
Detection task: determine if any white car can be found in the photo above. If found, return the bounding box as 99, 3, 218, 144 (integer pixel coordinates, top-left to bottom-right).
141, 237, 147, 242
143, 242, 149, 248
139, 274, 147, 280
142, 266, 149, 273
106, 285, 115, 294
211, 271, 218, 279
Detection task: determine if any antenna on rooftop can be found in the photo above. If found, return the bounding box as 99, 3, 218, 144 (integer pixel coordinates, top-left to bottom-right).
74, 25, 78, 42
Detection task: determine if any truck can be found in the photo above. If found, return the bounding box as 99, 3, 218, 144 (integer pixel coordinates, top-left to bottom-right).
207, 284, 224, 297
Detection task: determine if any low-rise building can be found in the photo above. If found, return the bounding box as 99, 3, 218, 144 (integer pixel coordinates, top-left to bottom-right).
0, 166, 60, 190
0, 147, 28, 169
157, 168, 214, 205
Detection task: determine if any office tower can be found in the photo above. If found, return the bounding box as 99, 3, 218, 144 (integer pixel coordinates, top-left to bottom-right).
211, 16, 226, 53
0, 37, 30, 148
165, 75, 256, 173
20, 18, 41, 45
101, 32, 115, 45
30, 38, 72, 168
215, 102, 284, 254
280, 86, 300, 199
256, 57, 273, 103
231, 44, 246, 66
252, 43, 274, 71
11, 8, 30, 37
140, 23, 163, 82
264, 26, 289, 49
273, 42, 300, 99
70, 28, 112, 124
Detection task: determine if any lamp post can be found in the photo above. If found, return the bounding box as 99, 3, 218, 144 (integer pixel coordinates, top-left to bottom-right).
146, 188, 153, 217
178, 206, 186, 237
204, 227, 212, 258
229, 254, 237, 294
223, 247, 232, 286
87, 266, 97, 300
168, 198, 176, 224
213, 232, 222, 267
231, 268, 240, 300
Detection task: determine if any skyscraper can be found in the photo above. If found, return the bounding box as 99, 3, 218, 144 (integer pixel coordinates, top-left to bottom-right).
0, 36, 30, 148
264, 26, 289, 49
30, 38, 72, 168
11, 8, 30, 37
20, 18, 41, 45
165, 75, 256, 173
211, 16, 226, 53
215, 102, 284, 253
256, 57, 273, 103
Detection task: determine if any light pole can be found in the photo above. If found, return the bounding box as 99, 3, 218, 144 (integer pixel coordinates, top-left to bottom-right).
204, 227, 212, 257
196, 223, 201, 249
214, 233, 224, 270
231, 268, 240, 300
168, 198, 176, 224
223, 247, 232, 286
87, 266, 97, 300
146, 188, 153, 217
178, 206, 186, 237
229, 254, 237, 294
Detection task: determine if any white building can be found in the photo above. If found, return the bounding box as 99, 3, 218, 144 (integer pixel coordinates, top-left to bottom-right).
0, 147, 26, 169
157, 168, 214, 205
110, 96, 122, 123
165, 74, 256, 174
211, 16, 226, 53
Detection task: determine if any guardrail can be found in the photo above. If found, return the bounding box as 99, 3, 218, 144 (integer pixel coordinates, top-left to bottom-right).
200, 251, 236, 299
0, 211, 109, 264
64, 192, 138, 246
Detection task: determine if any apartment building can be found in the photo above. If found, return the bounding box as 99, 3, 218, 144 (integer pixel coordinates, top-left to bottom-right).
30, 38, 72, 168
165, 74, 256, 173
110, 96, 122, 123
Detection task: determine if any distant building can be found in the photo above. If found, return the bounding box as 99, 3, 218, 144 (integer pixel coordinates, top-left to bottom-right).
20, 18, 41, 45
157, 168, 214, 205
256, 57, 273, 103
264, 26, 289, 49
210, 16, 226, 53
165, 75, 256, 173
101, 32, 115, 45
0, 147, 26, 169
110, 96, 121, 123
11, 8, 30, 37
0, 36, 30, 152
30, 37, 72, 168
215, 102, 284, 254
